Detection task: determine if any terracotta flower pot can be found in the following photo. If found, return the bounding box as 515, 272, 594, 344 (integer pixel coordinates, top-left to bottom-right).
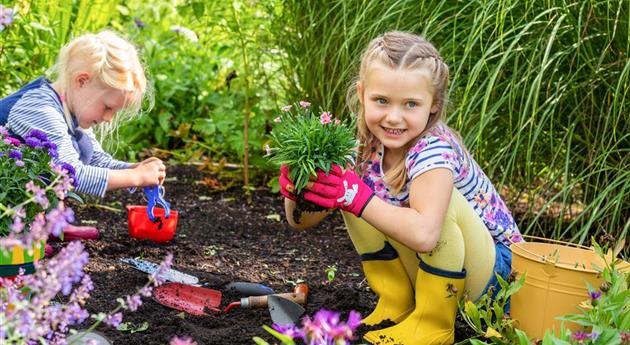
127, 205, 178, 243
0, 239, 46, 277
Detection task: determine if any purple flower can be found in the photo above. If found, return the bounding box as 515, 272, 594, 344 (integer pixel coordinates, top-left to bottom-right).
571, 331, 589, 341
134, 17, 145, 28
104, 312, 123, 328
278, 308, 361, 344
272, 324, 303, 339
299, 101, 311, 109
589, 290, 602, 300
9, 149, 22, 159
26, 129, 49, 142
125, 294, 143, 312
0, 125, 8, 136
170, 336, 198, 345
15, 160, 25, 167
0, 5, 14, 31
25, 137, 43, 148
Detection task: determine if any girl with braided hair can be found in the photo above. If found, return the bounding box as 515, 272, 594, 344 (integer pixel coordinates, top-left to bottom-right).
280, 31, 522, 344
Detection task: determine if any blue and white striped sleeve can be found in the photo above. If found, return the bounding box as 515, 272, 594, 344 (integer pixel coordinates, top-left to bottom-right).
8, 92, 111, 197
406, 136, 458, 181
84, 130, 132, 170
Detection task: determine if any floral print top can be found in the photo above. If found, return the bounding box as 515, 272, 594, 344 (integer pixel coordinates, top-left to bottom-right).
359, 123, 522, 246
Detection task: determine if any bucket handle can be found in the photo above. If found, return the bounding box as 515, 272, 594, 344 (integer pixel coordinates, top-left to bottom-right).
516, 235, 592, 250
510, 235, 594, 270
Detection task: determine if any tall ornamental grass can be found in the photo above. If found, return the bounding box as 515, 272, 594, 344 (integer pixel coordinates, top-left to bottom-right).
274, 0, 629, 252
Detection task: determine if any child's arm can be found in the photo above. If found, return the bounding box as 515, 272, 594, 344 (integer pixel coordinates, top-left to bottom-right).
106, 157, 166, 191
360, 168, 453, 253
284, 198, 332, 230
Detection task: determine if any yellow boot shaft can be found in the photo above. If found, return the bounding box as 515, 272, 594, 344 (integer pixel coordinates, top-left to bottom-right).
364, 261, 465, 345
361, 249, 415, 326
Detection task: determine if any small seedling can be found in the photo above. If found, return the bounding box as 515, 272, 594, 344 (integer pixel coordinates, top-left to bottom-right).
117, 321, 149, 333
324, 265, 338, 283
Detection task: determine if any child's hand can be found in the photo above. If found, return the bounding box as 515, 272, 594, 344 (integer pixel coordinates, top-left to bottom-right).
304, 165, 374, 217
279, 165, 297, 201
134, 157, 166, 186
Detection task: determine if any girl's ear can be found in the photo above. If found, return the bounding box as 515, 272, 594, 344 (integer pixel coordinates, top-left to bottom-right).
356, 81, 364, 104
430, 103, 439, 115
73, 72, 90, 88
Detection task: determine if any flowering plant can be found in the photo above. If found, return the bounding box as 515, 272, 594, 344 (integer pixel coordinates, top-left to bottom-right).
266, 101, 356, 195
0, 241, 174, 344
253, 308, 362, 345
460, 239, 629, 345
0, 126, 76, 238
542, 240, 629, 345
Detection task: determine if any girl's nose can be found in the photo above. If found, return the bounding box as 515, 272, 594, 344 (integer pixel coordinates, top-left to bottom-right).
385, 107, 403, 124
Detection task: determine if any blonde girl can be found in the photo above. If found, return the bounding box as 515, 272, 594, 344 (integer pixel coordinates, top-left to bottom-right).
280, 31, 523, 344
1, 30, 165, 240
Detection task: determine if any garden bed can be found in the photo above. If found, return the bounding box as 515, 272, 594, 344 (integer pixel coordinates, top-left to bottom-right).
64, 165, 474, 344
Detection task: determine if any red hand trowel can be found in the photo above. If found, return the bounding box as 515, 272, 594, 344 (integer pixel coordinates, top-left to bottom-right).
153, 282, 308, 325
153, 283, 222, 315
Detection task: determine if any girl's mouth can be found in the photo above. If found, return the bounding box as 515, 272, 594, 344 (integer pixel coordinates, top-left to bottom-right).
381, 126, 406, 135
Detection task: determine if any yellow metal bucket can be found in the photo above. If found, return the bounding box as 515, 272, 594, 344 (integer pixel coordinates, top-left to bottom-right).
510, 236, 629, 339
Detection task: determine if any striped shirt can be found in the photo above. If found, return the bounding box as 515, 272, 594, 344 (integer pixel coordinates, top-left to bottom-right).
359, 122, 522, 246
3, 77, 130, 197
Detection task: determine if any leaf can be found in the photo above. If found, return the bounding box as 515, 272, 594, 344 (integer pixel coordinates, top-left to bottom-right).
483, 327, 503, 339
266, 213, 281, 222
116, 5, 130, 16
261, 325, 295, 345
252, 337, 270, 345
117, 321, 149, 333
514, 329, 532, 345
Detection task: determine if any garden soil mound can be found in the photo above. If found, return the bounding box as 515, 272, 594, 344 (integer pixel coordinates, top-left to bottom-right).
66, 165, 474, 344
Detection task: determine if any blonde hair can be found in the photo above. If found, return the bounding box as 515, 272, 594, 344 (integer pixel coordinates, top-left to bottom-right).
50, 30, 151, 137
347, 31, 450, 195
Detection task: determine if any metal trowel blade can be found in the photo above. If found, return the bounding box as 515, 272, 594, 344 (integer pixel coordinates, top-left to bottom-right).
268, 295, 305, 326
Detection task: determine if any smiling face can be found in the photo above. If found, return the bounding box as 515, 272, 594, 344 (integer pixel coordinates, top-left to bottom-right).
68, 73, 128, 129
358, 63, 438, 161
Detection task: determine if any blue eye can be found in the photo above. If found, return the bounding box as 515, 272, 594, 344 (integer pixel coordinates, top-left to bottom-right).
376, 98, 387, 105
406, 101, 417, 109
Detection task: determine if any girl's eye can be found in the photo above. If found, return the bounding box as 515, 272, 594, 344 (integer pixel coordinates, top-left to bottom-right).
375, 98, 387, 105
406, 101, 417, 109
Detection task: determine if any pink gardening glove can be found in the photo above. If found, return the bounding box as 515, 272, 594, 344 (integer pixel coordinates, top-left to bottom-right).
279, 165, 297, 201
303, 165, 375, 217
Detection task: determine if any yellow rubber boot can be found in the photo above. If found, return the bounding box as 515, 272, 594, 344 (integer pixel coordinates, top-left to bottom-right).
361, 243, 415, 326
364, 261, 465, 345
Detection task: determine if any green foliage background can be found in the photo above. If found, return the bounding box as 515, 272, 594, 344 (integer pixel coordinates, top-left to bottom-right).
0, 0, 628, 252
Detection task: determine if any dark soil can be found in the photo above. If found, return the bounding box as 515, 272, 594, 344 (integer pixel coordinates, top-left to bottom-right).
61, 165, 476, 344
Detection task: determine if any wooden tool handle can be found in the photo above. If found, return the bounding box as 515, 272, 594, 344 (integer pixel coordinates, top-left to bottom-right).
242, 283, 309, 308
